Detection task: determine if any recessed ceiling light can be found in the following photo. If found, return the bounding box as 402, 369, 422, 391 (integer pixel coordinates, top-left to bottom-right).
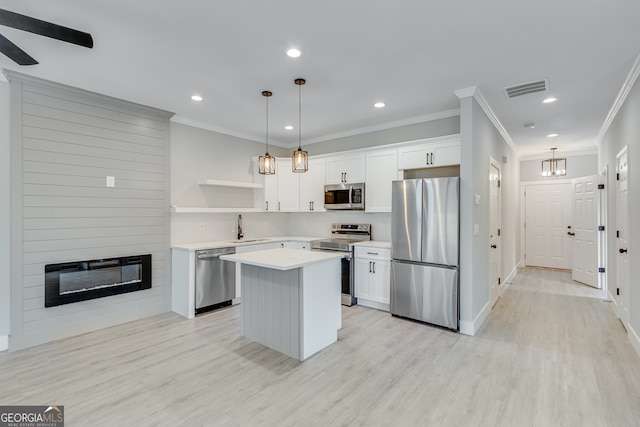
286, 48, 302, 58
191, 94, 203, 101
524, 123, 536, 129
285, 125, 294, 130
374, 102, 386, 108
546, 133, 559, 138
542, 97, 557, 103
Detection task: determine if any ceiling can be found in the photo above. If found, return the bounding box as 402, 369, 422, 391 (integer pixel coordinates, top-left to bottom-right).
1, 0, 639, 159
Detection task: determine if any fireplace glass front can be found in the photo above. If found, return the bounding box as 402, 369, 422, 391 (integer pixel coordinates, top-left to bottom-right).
45, 255, 151, 307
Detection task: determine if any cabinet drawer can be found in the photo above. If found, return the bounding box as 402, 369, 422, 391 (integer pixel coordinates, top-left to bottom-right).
355, 246, 390, 260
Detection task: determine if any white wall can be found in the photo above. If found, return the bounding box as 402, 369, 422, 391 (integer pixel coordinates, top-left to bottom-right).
520, 153, 598, 182
598, 62, 640, 355
459, 94, 519, 335
287, 212, 391, 241
0, 80, 9, 350
171, 117, 459, 244
170, 122, 290, 244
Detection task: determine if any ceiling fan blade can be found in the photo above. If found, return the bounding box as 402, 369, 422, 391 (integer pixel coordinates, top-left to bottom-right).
0, 8, 93, 49
0, 33, 38, 65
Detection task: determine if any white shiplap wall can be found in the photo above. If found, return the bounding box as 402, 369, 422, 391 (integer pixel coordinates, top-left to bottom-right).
6, 71, 173, 350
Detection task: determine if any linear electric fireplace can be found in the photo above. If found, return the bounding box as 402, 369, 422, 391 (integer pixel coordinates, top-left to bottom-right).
45, 254, 152, 307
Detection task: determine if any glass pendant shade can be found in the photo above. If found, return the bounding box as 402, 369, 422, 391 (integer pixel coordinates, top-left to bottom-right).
541, 148, 567, 177
292, 148, 308, 172
292, 78, 308, 173
259, 152, 275, 174
259, 91, 275, 175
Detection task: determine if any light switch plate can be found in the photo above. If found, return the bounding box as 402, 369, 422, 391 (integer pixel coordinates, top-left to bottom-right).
474, 224, 480, 236
106, 176, 115, 187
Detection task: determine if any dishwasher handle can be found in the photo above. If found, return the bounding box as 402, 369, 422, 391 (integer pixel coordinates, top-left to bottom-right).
196, 248, 236, 259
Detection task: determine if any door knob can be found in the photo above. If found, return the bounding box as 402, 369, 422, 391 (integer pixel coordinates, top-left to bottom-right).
619, 248, 628, 254
491, 244, 497, 249
567, 232, 575, 236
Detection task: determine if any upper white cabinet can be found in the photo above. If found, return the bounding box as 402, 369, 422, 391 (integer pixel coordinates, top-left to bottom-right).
365, 149, 398, 212
326, 154, 365, 184
397, 137, 460, 170
299, 158, 326, 212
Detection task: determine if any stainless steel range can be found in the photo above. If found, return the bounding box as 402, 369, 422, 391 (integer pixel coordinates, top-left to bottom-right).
311, 223, 371, 306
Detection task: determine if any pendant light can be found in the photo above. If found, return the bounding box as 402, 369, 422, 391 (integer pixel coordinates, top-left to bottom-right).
292, 78, 309, 173
541, 147, 567, 177
259, 90, 275, 175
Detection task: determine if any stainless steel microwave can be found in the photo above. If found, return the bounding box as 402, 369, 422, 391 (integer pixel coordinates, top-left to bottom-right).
324, 183, 365, 210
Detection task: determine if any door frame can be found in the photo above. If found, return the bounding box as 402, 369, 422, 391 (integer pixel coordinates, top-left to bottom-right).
598, 166, 608, 294
616, 146, 630, 328
489, 157, 502, 305
519, 179, 572, 269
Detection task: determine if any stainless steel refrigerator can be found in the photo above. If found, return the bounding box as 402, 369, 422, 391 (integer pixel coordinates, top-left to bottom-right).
390, 177, 459, 330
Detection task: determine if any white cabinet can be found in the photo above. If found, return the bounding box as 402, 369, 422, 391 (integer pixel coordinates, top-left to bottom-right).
397, 138, 460, 170
354, 246, 391, 311
365, 149, 398, 212
326, 154, 365, 184
276, 159, 300, 212
299, 158, 326, 212
281, 241, 310, 250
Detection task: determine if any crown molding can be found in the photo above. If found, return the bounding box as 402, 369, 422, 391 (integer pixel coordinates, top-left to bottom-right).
301, 108, 461, 147
170, 116, 289, 148
455, 86, 518, 157
596, 52, 640, 145
519, 147, 598, 161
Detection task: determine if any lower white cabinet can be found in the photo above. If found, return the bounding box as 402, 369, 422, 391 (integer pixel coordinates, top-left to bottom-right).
281, 241, 310, 250
354, 245, 391, 311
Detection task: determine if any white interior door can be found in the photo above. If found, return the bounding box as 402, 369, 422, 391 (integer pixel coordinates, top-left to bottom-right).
525, 182, 572, 269
489, 161, 501, 306
571, 175, 598, 287
616, 148, 630, 329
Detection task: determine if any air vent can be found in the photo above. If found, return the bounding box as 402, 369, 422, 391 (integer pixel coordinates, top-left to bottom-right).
504, 79, 548, 99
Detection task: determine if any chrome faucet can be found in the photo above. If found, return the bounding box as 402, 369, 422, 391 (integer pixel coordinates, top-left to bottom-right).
237, 214, 243, 240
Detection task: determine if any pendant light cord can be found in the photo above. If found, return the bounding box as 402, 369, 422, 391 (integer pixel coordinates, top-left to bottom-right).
298, 82, 302, 150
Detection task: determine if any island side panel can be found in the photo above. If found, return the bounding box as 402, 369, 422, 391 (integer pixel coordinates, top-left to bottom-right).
171, 248, 195, 319
300, 259, 341, 360
241, 264, 301, 359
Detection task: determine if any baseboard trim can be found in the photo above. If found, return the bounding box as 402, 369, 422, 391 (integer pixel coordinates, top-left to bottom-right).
628, 324, 640, 358
608, 291, 619, 316
357, 299, 390, 312
0, 335, 7, 351
459, 300, 491, 336
501, 266, 518, 294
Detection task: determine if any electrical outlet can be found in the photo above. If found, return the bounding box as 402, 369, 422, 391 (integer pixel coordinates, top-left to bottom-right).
106, 176, 115, 187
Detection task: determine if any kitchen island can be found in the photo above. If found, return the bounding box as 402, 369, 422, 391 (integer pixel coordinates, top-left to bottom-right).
221, 248, 344, 361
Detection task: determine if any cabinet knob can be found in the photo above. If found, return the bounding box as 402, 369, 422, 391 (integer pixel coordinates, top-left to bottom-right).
567, 232, 575, 236
491, 244, 497, 249
619, 248, 628, 254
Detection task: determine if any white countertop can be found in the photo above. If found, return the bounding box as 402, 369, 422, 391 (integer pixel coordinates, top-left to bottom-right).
353, 240, 391, 249
221, 248, 345, 270
171, 236, 320, 252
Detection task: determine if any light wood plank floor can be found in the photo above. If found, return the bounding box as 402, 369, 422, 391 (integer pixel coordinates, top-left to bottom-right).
2, 267, 639, 426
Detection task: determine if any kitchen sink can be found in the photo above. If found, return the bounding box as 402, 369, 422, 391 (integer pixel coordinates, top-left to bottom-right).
227, 238, 270, 243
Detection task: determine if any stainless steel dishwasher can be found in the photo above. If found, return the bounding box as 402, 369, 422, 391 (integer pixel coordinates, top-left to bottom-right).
195, 247, 236, 314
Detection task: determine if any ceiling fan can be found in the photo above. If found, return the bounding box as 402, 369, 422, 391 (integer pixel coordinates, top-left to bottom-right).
0, 8, 93, 65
